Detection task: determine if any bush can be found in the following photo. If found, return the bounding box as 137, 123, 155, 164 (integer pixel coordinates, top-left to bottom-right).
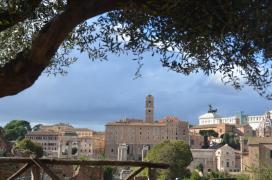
146, 140, 193, 180
16, 139, 43, 157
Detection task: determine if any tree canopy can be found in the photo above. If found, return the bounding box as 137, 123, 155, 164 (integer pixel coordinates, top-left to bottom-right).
16, 139, 43, 157
145, 140, 192, 179
32, 124, 42, 131
1, 1, 272, 98
199, 130, 218, 148
220, 132, 240, 149
3, 120, 31, 141
199, 130, 218, 138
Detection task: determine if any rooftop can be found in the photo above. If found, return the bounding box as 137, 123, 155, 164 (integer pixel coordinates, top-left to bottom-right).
248, 137, 272, 145
191, 123, 232, 129
74, 128, 93, 132
199, 113, 221, 119
26, 131, 59, 136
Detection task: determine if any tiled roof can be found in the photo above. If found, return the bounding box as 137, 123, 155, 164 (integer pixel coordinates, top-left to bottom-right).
191, 124, 219, 129
26, 131, 58, 136
74, 128, 93, 131
106, 122, 164, 126
159, 116, 183, 124
191, 123, 233, 129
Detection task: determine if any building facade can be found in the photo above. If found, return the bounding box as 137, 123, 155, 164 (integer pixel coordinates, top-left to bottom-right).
190, 123, 235, 137
188, 149, 217, 174
190, 123, 253, 138
215, 144, 237, 172
26, 131, 59, 157
199, 110, 272, 130
105, 95, 189, 160
25, 123, 105, 158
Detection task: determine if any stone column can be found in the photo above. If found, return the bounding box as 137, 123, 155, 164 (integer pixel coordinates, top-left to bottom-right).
117, 144, 128, 161
240, 136, 244, 172
142, 145, 149, 161
67, 141, 72, 158
58, 140, 62, 158
77, 140, 81, 157
31, 165, 40, 180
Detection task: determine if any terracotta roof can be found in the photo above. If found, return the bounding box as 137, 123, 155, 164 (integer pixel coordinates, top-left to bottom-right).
191, 124, 218, 129
106, 122, 164, 126
74, 128, 93, 131
159, 116, 184, 124
191, 123, 233, 129
26, 131, 58, 136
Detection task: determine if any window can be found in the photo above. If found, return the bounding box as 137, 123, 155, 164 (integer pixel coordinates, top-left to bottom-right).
270, 150, 272, 158
226, 162, 229, 167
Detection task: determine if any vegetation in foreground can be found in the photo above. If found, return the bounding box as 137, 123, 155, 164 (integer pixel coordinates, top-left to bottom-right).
145, 140, 192, 179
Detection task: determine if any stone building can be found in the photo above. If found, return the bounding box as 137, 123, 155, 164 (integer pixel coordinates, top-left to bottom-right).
199, 109, 272, 130
189, 134, 204, 149
240, 136, 272, 180
189, 145, 240, 174
234, 124, 254, 137
256, 111, 272, 137
105, 95, 189, 160
145, 95, 154, 123
75, 128, 94, 137
26, 131, 59, 157
190, 123, 235, 137
92, 132, 105, 157
190, 123, 253, 138
215, 144, 237, 172
25, 123, 105, 158
188, 149, 217, 174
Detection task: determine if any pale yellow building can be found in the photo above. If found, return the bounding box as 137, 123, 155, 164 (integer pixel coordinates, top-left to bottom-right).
105, 95, 189, 160
25, 123, 105, 158
26, 131, 59, 157
75, 128, 94, 137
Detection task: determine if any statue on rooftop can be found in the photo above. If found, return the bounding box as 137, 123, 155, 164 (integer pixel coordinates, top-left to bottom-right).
208, 104, 217, 114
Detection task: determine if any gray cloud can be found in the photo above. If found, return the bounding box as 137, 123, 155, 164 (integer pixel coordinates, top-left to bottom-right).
0, 53, 271, 130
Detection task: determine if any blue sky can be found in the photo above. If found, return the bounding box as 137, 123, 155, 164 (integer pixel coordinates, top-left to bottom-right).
0, 52, 271, 131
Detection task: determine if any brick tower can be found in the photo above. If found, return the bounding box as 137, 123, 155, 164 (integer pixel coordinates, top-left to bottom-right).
145, 95, 154, 123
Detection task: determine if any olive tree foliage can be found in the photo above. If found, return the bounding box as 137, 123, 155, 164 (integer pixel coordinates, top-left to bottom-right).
145, 140, 192, 179
16, 139, 43, 157
1, 0, 272, 98
4, 120, 31, 141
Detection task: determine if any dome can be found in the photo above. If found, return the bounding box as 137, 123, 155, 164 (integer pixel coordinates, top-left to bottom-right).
199, 113, 221, 119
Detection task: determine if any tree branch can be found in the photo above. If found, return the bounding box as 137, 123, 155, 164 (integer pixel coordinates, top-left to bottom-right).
0, 0, 42, 31
0, 0, 127, 97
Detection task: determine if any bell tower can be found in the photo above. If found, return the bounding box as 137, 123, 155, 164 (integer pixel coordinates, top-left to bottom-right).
145, 95, 154, 123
